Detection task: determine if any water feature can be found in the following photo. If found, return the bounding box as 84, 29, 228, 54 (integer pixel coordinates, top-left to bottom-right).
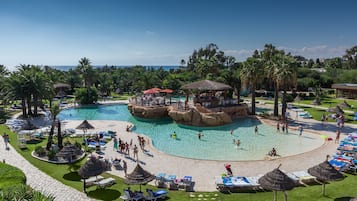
58, 104, 324, 161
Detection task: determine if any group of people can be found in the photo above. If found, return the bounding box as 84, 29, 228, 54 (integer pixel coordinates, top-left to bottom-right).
276, 121, 289, 133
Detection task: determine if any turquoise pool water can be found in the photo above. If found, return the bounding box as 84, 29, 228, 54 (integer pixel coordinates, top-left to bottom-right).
58, 104, 324, 161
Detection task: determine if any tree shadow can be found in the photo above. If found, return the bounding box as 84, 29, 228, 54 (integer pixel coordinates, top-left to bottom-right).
87, 188, 121, 201
334, 197, 354, 201
63, 171, 81, 181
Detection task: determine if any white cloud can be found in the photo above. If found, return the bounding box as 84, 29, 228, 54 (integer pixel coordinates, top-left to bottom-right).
223, 45, 348, 61
278, 45, 347, 59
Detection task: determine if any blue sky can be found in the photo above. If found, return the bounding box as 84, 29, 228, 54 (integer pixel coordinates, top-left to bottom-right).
1, 0, 357, 70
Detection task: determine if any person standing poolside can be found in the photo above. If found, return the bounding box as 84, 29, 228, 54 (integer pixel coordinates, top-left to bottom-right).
113, 137, 118, 151
123, 160, 127, 176
230, 129, 234, 135
335, 129, 341, 144
254, 125, 258, 135
133, 145, 139, 161
298, 124, 303, 136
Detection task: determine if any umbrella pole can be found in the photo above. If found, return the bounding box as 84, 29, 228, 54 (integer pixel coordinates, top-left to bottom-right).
274, 190, 277, 201
322, 183, 326, 196
284, 191, 288, 201
83, 178, 87, 194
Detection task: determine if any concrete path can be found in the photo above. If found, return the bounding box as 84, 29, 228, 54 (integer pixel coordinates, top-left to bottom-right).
0, 138, 94, 201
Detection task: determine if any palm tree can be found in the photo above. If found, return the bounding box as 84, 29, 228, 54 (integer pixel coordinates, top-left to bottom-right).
77, 57, 96, 87
240, 57, 264, 115
3, 73, 27, 117
262, 45, 285, 117
275, 54, 297, 119
46, 103, 61, 150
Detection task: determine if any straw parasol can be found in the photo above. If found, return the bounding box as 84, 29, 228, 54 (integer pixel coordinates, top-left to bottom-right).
124, 163, 156, 191
76, 120, 94, 130
308, 155, 344, 196
339, 100, 351, 108
78, 155, 107, 193
76, 120, 94, 136
327, 106, 344, 114
181, 80, 232, 91
56, 144, 83, 162
258, 164, 296, 201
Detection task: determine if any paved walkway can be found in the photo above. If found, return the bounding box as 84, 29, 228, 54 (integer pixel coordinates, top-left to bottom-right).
0, 138, 94, 201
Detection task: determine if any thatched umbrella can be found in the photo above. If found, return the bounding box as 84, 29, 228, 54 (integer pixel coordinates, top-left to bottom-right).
76, 120, 94, 136
76, 120, 94, 130
56, 144, 83, 162
339, 100, 351, 108
258, 164, 296, 201
78, 155, 107, 193
308, 155, 344, 196
124, 163, 156, 191
327, 106, 344, 114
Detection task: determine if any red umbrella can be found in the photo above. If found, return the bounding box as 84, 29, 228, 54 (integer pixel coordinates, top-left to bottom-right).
143, 89, 160, 94
160, 89, 173, 93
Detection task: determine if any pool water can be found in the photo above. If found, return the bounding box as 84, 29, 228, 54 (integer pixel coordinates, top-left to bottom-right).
58, 104, 323, 161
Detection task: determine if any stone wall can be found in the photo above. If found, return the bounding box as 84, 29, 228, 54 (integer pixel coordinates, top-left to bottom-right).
128, 103, 249, 126
127, 104, 169, 119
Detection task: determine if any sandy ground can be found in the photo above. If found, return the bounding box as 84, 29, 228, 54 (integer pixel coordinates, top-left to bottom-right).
62, 110, 352, 192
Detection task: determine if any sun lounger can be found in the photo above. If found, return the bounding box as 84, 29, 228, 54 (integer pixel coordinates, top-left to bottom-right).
291, 171, 317, 184
95, 177, 116, 188
81, 175, 104, 187
121, 190, 143, 201
145, 189, 167, 201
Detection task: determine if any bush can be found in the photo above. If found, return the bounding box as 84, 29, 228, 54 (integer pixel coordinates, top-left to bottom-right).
285, 94, 294, 102
34, 146, 46, 156
74, 142, 82, 149
47, 150, 56, 161
0, 184, 55, 201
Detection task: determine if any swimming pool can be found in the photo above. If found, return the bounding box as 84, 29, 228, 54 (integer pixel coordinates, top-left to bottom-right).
58, 104, 324, 161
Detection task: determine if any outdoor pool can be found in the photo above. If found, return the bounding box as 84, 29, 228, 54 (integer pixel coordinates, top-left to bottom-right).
58, 104, 324, 161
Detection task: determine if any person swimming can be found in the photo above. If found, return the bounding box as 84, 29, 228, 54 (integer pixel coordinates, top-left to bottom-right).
171, 131, 177, 140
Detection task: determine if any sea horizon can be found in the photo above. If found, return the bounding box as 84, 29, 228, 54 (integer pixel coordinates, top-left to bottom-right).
51, 65, 180, 71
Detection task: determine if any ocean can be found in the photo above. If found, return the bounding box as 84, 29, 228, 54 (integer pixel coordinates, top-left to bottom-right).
52, 65, 180, 71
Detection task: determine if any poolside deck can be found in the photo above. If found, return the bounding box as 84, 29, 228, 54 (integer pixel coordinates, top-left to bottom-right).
62, 109, 350, 191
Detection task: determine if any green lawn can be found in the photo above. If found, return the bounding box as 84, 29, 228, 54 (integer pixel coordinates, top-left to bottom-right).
0, 162, 26, 189
2, 124, 357, 201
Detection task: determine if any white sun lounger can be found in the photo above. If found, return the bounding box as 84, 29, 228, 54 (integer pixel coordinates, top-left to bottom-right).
81, 175, 104, 187
95, 177, 116, 188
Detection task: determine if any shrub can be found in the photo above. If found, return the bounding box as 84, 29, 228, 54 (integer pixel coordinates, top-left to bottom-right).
47, 150, 56, 161
285, 94, 294, 102
34, 146, 46, 156
74, 141, 82, 149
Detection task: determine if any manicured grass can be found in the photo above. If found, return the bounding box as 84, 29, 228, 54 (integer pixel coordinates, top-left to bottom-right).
2, 124, 357, 200
0, 162, 26, 189
297, 98, 357, 111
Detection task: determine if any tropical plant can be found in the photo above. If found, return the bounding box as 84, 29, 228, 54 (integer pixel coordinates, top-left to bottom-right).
77, 57, 97, 87
0, 184, 55, 201
74, 87, 98, 105
240, 57, 264, 115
